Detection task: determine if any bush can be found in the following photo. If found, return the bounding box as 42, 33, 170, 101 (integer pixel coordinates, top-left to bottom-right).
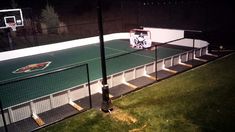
41, 4, 60, 34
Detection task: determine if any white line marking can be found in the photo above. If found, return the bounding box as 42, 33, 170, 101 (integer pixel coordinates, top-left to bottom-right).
105, 46, 155, 59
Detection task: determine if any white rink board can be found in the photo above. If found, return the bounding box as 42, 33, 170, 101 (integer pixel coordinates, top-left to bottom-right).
168, 38, 209, 48
0, 33, 130, 61
143, 27, 184, 43
0, 29, 208, 61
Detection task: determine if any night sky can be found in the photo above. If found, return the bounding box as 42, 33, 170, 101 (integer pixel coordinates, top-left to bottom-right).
1, 0, 234, 31
1, 0, 234, 14
0, 0, 235, 47
0, 0, 99, 10
0, 0, 116, 17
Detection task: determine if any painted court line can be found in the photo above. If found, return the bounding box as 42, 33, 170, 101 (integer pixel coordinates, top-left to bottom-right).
2, 44, 154, 83
26, 49, 126, 76
105, 46, 155, 59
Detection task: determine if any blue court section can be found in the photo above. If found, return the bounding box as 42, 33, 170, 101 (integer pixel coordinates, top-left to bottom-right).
0, 39, 187, 108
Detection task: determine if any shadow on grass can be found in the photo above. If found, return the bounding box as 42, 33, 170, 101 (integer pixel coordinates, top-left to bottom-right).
114, 53, 235, 131
40, 53, 235, 132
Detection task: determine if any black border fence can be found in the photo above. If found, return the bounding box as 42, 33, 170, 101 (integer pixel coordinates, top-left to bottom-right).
0, 63, 92, 132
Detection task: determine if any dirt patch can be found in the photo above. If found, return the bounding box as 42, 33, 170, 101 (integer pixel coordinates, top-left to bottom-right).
129, 124, 147, 132
109, 108, 137, 124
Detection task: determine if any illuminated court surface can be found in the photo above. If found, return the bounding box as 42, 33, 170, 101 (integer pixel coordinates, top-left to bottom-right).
0, 39, 189, 108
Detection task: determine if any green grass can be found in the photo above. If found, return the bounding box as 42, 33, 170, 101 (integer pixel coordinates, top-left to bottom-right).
40, 53, 235, 132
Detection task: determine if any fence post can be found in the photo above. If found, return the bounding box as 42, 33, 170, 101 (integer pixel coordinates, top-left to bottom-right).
155, 45, 158, 81
0, 99, 8, 132
86, 64, 92, 109
193, 38, 195, 65
97, 0, 113, 112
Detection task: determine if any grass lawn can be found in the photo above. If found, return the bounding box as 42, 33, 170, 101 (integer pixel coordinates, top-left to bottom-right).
39, 53, 235, 132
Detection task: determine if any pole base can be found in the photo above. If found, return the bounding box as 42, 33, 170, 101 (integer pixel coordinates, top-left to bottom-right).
101, 100, 113, 113
101, 85, 113, 112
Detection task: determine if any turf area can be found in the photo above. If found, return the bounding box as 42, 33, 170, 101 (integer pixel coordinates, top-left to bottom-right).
39, 53, 235, 132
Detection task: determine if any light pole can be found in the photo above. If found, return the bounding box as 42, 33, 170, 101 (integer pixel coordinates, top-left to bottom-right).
97, 0, 113, 112
5, 28, 14, 50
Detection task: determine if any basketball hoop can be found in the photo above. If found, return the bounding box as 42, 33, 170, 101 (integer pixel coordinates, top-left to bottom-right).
0, 9, 24, 31
6, 22, 16, 31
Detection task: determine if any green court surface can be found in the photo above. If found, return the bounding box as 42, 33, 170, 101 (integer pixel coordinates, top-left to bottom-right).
0, 39, 187, 108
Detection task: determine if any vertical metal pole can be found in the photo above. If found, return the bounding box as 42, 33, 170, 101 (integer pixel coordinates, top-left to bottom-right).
97, 0, 113, 112
0, 100, 8, 132
6, 29, 13, 50
193, 38, 195, 65
193, 39, 195, 54
86, 64, 92, 109
29, 8, 38, 46
155, 45, 158, 81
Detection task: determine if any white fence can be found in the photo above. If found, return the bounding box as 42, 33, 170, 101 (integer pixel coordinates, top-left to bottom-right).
144, 27, 185, 43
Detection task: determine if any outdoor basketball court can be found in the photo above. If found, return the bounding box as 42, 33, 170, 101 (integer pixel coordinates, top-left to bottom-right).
0, 4, 229, 131
0, 9, 213, 130
0, 39, 190, 109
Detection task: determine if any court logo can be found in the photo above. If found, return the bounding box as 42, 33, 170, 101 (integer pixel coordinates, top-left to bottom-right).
13, 61, 52, 74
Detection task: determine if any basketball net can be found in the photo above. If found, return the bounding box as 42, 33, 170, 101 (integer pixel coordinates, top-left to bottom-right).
6, 23, 16, 31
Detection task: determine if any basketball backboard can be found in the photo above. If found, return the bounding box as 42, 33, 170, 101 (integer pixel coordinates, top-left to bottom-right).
0, 9, 24, 31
